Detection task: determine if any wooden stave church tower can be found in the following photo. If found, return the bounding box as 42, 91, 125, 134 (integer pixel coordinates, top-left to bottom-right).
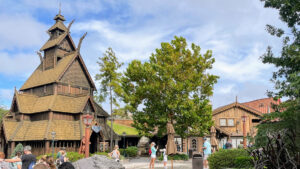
0, 12, 119, 156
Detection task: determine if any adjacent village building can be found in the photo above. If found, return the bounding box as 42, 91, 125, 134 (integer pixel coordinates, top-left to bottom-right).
181, 98, 280, 154
0, 12, 119, 156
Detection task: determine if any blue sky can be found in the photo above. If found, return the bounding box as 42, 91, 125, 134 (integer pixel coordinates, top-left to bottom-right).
0, 0, 286, 111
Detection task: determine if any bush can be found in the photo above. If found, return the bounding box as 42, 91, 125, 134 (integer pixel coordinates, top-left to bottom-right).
158, 154, 188, 161
36, 153, 54, 160
234, 156, 253, 168
66, 152, 84, 162
125, 146, 138, 157
207, 149, 253, 169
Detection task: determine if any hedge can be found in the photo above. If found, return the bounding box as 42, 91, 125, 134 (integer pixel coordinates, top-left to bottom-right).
207, 149, 253, 169
120, 147, 138, 157
158, 154, 189, 161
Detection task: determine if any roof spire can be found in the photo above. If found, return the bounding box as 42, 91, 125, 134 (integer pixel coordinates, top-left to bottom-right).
54, 2, 65, 22
59, 2, 61, 15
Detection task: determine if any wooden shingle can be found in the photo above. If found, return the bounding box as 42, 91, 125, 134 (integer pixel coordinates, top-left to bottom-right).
20, 52, 76, 90
15, 92, 90, 114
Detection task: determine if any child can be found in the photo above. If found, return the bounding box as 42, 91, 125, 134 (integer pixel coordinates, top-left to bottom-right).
109, 145, 120, 162
162, 148, 168, 169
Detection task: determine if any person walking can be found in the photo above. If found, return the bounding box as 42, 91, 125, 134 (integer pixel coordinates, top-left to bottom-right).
202, 137, 211, 169
109, 145, 120, 162
10, 151, 22, 169
149, 142, 157, 169
2, 145, 36, 169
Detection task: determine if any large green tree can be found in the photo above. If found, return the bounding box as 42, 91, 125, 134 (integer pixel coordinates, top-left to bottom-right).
121, 36, 218, 138
255, 0, 300, 157
95, 47, 123, 151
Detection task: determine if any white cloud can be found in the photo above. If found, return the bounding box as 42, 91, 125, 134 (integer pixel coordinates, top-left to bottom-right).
0, 52, 40, 77
213, 43, 273, 82
73, 20, 170, 63
0, 14, 48, 50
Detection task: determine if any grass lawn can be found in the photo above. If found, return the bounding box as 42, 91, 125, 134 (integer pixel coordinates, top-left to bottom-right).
107, 121, 139, 136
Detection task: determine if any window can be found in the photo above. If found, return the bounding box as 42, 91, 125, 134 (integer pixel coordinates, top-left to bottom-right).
191, 139, 197, 151
228, 119, 234, 126
220, 119, 226, 126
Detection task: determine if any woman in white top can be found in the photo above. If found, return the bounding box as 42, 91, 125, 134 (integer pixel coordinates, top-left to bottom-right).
109, 145, 120, 162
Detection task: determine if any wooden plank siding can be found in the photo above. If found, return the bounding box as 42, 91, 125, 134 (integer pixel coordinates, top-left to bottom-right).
213, 106, 261, 136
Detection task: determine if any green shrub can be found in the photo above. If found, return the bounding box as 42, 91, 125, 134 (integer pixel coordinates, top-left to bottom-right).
66, 152, 84, 162
158, 154, 188, 161
125, 146, 138, 157
234, 156, 253, 168
36, 153, 54, 160
207, 149, 253, 169
119, 148, 125, 156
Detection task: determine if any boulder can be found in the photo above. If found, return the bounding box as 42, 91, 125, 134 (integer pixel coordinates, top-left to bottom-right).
72, 155, 125, 169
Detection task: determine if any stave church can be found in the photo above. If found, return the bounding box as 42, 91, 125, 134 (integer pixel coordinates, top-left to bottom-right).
0, 11, 119, 156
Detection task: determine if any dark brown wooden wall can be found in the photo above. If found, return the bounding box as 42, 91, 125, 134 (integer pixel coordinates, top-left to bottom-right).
60, 59, 91, 88
53, 112, 78, 121
44, 48, 55, 69
30, 112, 49, 121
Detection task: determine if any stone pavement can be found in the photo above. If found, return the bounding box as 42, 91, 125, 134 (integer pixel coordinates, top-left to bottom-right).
121, 157, 192, 169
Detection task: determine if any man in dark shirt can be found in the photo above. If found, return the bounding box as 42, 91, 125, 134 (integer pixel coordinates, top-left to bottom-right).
2, 145, 36, 169
21, 145, 36, 169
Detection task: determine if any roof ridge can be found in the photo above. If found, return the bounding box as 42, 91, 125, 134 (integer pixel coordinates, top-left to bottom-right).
48, 94, 57, 111
44, 119, 52, 140
213, 102, 263, 117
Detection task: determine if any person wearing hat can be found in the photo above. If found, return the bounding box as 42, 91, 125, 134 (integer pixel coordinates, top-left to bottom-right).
202, 137, 211, 169
149, 142, 158, 169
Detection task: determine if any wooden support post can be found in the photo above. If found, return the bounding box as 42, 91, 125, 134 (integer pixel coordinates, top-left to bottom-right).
11, 142, 15, 156
45, 141, 50, 154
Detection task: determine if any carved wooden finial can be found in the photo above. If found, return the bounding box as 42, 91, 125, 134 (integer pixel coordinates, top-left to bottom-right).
77, 32, 87, 53
67, 19, 75, 32
36, 51, 43, 63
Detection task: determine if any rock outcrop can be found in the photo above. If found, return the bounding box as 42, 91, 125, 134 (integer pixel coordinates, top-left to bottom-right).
73, 155, 125, 169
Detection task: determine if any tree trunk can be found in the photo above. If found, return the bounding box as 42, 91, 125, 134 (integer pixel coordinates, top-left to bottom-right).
110, 86, 113, 152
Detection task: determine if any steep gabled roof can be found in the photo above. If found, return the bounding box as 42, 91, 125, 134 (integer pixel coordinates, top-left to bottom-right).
20, 52, 76, 90
20, 51, 96, 90
93, 102, 109, 117
48, 21, 68, 32
58, 53, 96, 89
213, 102, 263, 117
40, 32, 75, 51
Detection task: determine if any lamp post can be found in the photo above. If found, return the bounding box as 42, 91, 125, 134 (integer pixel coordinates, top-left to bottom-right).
51, 131, 56, 158
122, 132, 126, 157
82, 114, 93, 158
241, 116, 247, 148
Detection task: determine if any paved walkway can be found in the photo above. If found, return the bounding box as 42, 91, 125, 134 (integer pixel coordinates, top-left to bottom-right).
121, 157, 192, 169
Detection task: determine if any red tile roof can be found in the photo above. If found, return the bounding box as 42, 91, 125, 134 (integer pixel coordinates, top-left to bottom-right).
242, 98, 280, 114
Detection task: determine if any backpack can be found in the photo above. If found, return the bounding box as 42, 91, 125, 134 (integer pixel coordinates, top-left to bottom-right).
28, 161, 35, 169
149, 148, 152, 155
